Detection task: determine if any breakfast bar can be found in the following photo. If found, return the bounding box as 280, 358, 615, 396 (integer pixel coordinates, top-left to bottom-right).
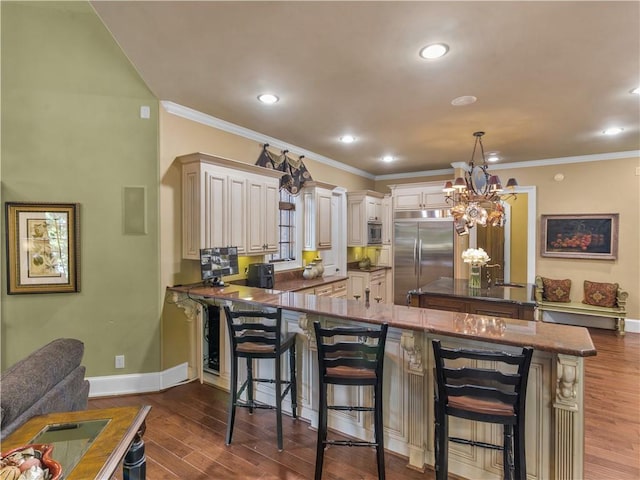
168, 283, 595, 480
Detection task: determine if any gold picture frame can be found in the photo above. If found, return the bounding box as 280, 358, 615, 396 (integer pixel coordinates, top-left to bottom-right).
5, 202, 80, 294
540, 213, 619, 260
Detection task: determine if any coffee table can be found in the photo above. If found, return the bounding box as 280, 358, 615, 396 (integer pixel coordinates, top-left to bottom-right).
1, 405, 151, 480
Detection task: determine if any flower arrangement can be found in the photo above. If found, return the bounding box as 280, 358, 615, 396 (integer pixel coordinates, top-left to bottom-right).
461, 247, 490, 266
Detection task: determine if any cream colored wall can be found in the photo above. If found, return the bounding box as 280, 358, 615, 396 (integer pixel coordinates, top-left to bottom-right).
379, 156, 639, 317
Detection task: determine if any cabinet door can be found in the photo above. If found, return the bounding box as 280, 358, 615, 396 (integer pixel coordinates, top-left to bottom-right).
347, 272, 368, 300
317, 190, 333, 249
377, 245, 392, 267
246, 180, 265, 253
347, 197, 366, 246
366, 197, 382, 221
382, 195, 392, 244
421, 295, 467, 312
370, 271, 386, 303
204, 169, 227, 250
393, 187, 424, 210
227, 175, 246, 253
263, 180, 279, 252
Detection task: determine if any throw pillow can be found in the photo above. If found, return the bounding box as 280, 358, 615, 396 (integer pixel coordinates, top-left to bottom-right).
583, 280, 618, 307
542, 277, 572, 302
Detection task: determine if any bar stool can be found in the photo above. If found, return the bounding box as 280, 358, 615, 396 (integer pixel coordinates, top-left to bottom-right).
313, 321, 388, 480
431, 339, 534, 480
223, 306, 297, 451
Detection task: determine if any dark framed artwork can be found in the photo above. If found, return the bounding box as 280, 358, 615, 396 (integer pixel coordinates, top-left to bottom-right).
540, 213, 618, 260
5, 202, 80, 294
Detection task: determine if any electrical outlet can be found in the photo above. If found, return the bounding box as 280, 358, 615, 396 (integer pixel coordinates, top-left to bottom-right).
115, 355, 125, 369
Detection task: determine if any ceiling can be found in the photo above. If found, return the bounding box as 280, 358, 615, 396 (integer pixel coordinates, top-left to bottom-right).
91, 1, 640, 177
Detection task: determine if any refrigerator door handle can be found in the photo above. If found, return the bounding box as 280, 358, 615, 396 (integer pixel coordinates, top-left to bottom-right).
418, 239, 423, 281
413, 239, 418, 276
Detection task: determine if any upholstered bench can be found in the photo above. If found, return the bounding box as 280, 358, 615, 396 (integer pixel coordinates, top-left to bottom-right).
534, 276, 628, 335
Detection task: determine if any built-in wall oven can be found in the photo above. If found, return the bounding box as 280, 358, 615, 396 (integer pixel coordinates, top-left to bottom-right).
368, 221, 382, 245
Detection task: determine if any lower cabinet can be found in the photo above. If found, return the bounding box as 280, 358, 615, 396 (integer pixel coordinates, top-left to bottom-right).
348, 269, 389, 304
414, 293, 535, 320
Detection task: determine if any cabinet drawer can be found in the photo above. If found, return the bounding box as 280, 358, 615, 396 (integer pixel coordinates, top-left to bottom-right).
331, 281, 347, 295
421, 296, 466, 313
314, 285, 334, 296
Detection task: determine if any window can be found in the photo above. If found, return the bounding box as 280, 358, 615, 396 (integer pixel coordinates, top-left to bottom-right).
269, 189, 300, 268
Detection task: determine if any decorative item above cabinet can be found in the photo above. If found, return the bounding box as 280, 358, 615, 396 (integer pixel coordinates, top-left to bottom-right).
302, 181, 335, 251
178, 152, 283, 260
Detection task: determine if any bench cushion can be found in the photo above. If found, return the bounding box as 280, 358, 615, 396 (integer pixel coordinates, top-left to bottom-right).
583, 280, 618, 307
541, 277, 571, 302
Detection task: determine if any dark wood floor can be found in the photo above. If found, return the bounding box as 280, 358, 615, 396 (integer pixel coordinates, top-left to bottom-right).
90, 328, 640, 479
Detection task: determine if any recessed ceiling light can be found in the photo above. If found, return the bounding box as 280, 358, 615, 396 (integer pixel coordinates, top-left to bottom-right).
603, 127, 624, 135
257, 93, 279, 104
340, 135, 356, 143
451, 95, 477, 106
419, 43, 449, 59
487, 154, 500, 163
382, 155, 394, 163
631, 87, 640, 95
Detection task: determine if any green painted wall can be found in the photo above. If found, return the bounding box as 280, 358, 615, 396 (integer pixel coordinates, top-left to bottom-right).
1, 2, 160, 375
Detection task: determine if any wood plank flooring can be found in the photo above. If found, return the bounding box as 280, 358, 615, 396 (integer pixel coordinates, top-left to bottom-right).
89, 328, 640, 479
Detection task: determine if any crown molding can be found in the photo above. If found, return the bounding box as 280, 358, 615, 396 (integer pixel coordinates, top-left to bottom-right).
162, 102, 637, 183
161, 101, 375, 179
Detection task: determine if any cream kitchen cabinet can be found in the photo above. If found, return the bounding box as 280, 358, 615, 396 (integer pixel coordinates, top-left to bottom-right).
382, 194, 392, 245
299, 279, 347, 298
178, 152, 282, 259
389, 182, 448, 210
246, 175, 280, 254
302, 181, 335, 251
347, 269, 388, 304
347, 190, 385, 247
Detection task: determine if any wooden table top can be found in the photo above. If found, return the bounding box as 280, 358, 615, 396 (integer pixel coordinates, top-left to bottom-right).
2, 405, 151, 480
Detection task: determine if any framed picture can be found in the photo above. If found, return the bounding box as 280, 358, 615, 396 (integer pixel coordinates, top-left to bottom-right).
5, 202, 80, 294
540, 213, 619, 260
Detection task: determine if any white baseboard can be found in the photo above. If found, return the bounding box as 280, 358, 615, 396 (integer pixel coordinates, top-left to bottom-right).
87, 362, 189, 398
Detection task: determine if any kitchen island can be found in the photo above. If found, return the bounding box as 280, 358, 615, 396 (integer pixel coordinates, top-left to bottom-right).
408, 277, 537, 320
167, 282, 594, 480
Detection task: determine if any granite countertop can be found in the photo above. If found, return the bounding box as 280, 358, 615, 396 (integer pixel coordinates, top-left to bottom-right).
411, 277, 536, 306
273, 275, 347, 292
346, 265, 391, 273
168, 283, 596, 357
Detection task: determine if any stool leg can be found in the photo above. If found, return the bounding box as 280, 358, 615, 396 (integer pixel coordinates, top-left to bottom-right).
374, 382, 385, 480
315, 381, 328, 480
290, 343, 298, 418
503, 425, 514, 480
226, 354, 238, 445
434, 401, 448, 480
276, 351, 283, 451
247, 357, 254, 414
514, 421, 526, 480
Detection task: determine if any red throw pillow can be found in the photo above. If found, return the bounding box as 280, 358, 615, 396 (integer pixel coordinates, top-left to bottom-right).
542, 277, 572, 302
583, 280, 618, 307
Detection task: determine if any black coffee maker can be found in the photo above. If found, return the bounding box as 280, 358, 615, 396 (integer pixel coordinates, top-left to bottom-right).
247, 263, 275, 289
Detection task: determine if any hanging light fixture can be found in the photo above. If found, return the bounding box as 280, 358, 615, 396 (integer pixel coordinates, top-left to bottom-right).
444, 131, 518, 236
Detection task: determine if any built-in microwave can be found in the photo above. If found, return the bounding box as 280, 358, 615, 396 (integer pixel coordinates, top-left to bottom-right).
367, 221, 382, 245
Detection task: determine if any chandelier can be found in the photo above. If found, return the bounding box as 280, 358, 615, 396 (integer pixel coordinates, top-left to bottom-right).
443, 131, 517, 236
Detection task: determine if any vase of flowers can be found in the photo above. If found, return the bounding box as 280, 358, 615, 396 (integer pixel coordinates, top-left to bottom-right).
461, 248, 490, 290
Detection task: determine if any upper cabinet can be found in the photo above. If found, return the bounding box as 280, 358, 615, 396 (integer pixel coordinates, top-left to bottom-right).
382, 194, 392, 245
389, 182, 448, 210
178, 152, 283, 259
302, 181, 335, 251
347, 190, 386, 247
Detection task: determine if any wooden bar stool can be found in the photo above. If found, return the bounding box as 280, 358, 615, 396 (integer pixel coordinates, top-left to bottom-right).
313, 321, 388, 480
223, 306, 297, 451
431, 339, 534, 480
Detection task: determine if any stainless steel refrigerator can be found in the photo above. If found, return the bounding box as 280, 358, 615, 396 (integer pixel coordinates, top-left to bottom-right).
393, 210, 454, 305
